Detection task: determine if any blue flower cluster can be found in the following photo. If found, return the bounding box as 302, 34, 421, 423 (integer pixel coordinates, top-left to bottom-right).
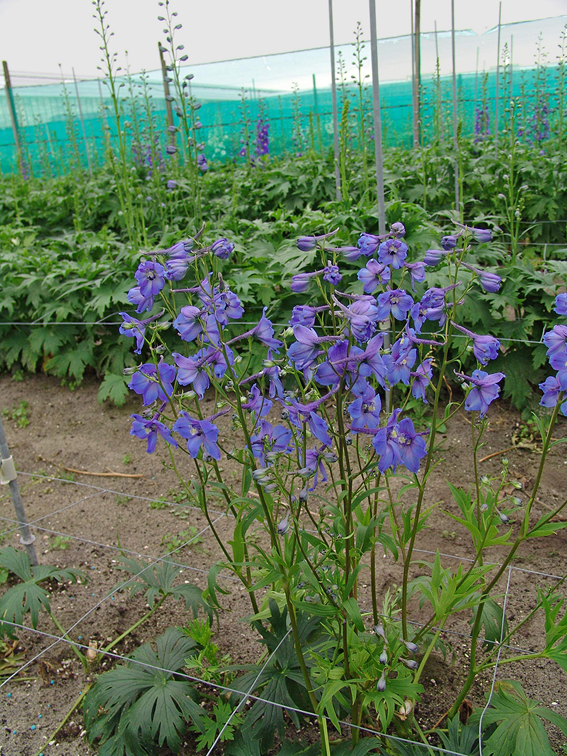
120, 222, 513, 494
540, 295, 567, 416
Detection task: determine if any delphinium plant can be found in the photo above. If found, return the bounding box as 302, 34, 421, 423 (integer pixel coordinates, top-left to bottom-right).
111, 214, 567, 756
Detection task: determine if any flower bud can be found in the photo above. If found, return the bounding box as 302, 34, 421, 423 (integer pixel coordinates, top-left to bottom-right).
379, 650, 388, 665
400, 658, 419, 670
377, 671, 387, 692
403, 640, 419, 654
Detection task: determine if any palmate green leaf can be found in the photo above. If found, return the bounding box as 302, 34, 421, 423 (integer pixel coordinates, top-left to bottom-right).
436, 714, 480, 756
116, 557, 212, 620
97, 372, 129, 406
363, 667, 423, 731
0, 547, 84, 638
540, 593, 567, 671
471, 680, 567, 756
45, 339, 94, 381
83, 628, 206, 756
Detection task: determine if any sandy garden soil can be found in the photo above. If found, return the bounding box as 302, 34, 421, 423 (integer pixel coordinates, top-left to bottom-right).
1, 373, 567, 755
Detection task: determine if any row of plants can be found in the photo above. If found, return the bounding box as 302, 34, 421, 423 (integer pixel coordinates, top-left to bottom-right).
1, 129, 566, 413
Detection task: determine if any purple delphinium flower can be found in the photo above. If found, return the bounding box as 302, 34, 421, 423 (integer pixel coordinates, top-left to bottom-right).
172, 412, 221, 460
296, 228, 339, 252
287, 326, 324, 371
128, 362, 175, 406
539, 376, 567, 415
288, 399, 333, 447
167, 179, 178, 190
173, 305, 203, 342
250, 420, 293, 466
404, 262, 426, 291
390, 222, 406, 238
383, 339, 417, 386
378, 239, 408, 269
315, 339, 370, 392
358, 233, 381, 257
372, 409, 402, 473
360, 334, 388, 388
297, 447, 330, 491
337, 246, 364, 261
348, 384, 382, 430
323, 264, 342, 286
291, 271, 318, 293
135, 261, 166, 298
119, 313, 146, 354
211, 238, 234, 260
549, 352, 567, 389
423, 249, 448, 267
452, 322, 500, 365
345, 298, 380, 342
289, 305, 325, 328
127, 285, 155, 314
376, 289, 414, 322
411, 359, 433, 403
441, 235, 457, 250
230, 308, 283, 352
543, 325, 567, 357
396, 417, 428, 473
455, 369, 506, 418
197, 153, 208, 172
358, 259, 391, 294
130, 414, 178, 453
242, 384, 273, 420
173, 346, 231, 398
555, 293, 567, 316
461, 262, 502, 293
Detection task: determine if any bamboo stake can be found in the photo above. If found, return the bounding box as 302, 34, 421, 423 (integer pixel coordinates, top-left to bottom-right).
2, 60, 24, 177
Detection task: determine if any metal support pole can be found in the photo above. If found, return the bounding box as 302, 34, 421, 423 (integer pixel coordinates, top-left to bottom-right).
410, 1, 417, 147
495, 1, 502, 153
0, 415, 38, 566
369, 0, 386, 236
451, 0, 460, 218
2, 60, 24, 177
328, 0, 341, 201
72, 68, 93, 175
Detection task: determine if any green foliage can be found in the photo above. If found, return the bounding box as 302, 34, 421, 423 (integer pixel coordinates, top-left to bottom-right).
48, 535, 72, 551
228, 600, 321, 750
0, 546, 84, 637
1, 400, 30, 428
115, 556, 212, 620
469, 680, 567, 756
83, 628, 207, 755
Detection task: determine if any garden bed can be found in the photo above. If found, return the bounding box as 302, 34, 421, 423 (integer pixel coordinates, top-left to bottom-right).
1, 373, 566, 755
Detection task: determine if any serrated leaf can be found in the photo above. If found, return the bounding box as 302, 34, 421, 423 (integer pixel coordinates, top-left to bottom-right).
0, 547, 84, 638
83, 628, 206, 755
471, 680, 565, 756
98, 372, 129, 406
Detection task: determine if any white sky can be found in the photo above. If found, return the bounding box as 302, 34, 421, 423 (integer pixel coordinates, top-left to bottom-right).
0, 0, 566, 82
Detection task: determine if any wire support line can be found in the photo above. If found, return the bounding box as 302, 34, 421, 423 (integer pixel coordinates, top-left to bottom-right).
0, 515, 241, 583
205, 628, 293, 756
0, 514, 224, 692
0, 619, 470, 756
0, 490, 105, 542
16, 471, 226, 518
478, 566, 513, 756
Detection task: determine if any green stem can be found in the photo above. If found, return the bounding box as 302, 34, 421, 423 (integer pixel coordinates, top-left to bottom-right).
102, 595, 166, 655
49, 612, 87, 672
32, 683, 92, 756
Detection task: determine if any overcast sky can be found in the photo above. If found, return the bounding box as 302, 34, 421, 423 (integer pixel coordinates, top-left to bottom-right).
1, 0, 566, 82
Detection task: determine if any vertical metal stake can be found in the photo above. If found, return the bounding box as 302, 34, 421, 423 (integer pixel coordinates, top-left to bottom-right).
0, 415, 38, 566
368, 0, 386, 236
328, 0, 341, 201
158, 42, 175, 137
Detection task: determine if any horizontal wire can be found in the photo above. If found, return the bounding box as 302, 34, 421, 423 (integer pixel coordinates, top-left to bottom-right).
0, 619, 469, 756
0, 514, 224, 691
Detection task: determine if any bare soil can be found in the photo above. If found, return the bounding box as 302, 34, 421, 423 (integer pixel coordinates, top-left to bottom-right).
1, 373, 566, 755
